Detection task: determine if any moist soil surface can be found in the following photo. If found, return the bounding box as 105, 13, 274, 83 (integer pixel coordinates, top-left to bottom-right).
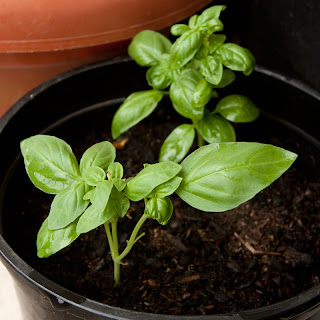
4, 101, 320, 316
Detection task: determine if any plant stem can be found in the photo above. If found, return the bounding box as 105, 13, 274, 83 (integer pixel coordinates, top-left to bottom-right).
111, 219, 120, 286
192, 120, 205, 147
114, 213, 149, 263
104, 222, 114, 257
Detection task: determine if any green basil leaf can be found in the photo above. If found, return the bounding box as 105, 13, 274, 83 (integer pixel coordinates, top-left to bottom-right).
113, 178, 127, 192
200, 19, 224, 36
152, 176, 183, 198
91, 180, 113, 212
82, 166, 106, 186
208, 34, 226, 54
80, 141, 116, 174
216, 43, 256, 75
108, 162, 124, 179
48, 181, 90, 230
124, 162, 182, 201
146, 54, 172, 90
108, 197, 130, 219
192, 79, 213, 108
198, 5, 226, 26
199, 111, 236, 143
159, 124, 195, 163
20, 135, 81, 194
171, 24, 190, 36
170, 30, 203, 69
128, 30, 172, 66
146, 197, 173, 225
200, 56, 223, 85
111, 90, 164, 139
170, 69, 205, 120
76, 205, 114, 235
37, 218, 79, 258
215, 94, 259, 123
176, 143, 297, 212
212, 69, 236, 88
188, 14, 199, 29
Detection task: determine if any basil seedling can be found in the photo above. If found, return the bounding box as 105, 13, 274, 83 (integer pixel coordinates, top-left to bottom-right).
20, 135, 297, 286
111, 5, 259, 163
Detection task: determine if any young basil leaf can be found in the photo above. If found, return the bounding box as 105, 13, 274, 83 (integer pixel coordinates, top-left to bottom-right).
200, 19, 224, 36
212, 69, 236, 88
111, 90, 164, 139
170, 30, 203, 69
200, 56, 223, 85
216, 43, 256, 75
108, 197, 130, 219
159, 124, 195, 163
198, 111, 236, 143
192, 79, 212, 108
208, 34, 226, 54
198, 5, 226, 26
170, 69, 205, 120
128, 30, 172, 67
124, 162, 182, 201
215, 94, 259, 123
146, 197, 173, 225
151, 176, 183, 198
37, 218, 79, 258
146, 54, 172, 90
108, 162, 124, 179
20, 135, 81, 194
76, 204, 115, 235
48, 181, 90, 230
171, 24, 190, 36
82, 166, 106, 186
80, 141, 116, 174
176, 142, 297, 212
83, 189, 94, 201
188, 14, 199, 29
113, 178, 127, 192
90, 180, 113, 212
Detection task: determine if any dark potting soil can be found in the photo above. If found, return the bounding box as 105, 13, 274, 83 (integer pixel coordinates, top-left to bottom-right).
3, 100, 320, 316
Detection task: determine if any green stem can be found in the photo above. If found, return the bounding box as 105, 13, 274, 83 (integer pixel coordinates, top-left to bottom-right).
111, 219, 120, 286
192, 120, 205, 147
114, 213, 149, 263
104, 222, 114, 257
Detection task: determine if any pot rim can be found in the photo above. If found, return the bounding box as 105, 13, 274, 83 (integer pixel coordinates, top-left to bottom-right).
1, 57, 320, 319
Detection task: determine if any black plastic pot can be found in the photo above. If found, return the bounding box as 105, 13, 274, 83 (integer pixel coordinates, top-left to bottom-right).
1, 57, 320, 320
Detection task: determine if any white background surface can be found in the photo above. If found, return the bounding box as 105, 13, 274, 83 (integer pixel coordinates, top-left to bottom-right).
0, 261, 23, 320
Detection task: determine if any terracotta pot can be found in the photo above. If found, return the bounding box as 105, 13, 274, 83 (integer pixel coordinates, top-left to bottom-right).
0, 0, 212, 117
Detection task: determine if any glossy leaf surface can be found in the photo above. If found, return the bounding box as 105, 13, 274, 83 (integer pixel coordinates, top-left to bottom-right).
159, 124, 195, 163
48, 181, 90, 230
215, 94, 259, 123
20, 135, 81, 194
112, 90, 164, 139
37, 218, 79, 258
199, 111, 236, 143
171, 24, 190, 36
217, 43, 256, 75
200, 56, 223, 85
146, 197, 173, 225
124, 162, 182, 201
80, 141, 116, 173
170, 30, 203, 69
170, 69, 205, 120
128, 30, 172, 66
192, 79, 212, 108
176, 143, 297, 212
212, 69, 236, 88
208, 34, 226, 54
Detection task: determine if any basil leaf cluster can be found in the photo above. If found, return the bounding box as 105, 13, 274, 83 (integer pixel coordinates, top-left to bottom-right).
111, 5, 258, 164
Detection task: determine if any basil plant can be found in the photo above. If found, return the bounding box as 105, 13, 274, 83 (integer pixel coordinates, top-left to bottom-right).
21, 135, 297, 286
111, 5, 259, 163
